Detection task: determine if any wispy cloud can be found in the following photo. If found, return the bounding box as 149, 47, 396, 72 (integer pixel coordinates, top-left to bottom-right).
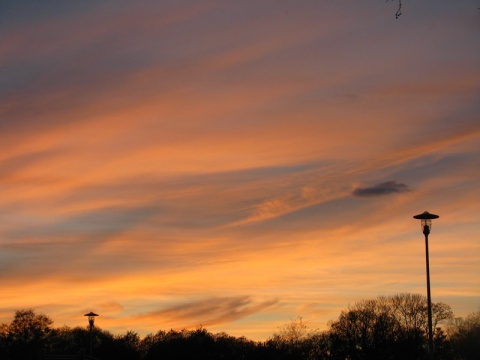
134, 296, 279, 329
0, 0, 479, 341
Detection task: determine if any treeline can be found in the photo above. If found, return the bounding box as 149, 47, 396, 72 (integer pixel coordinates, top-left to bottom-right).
0, 293, 478, 360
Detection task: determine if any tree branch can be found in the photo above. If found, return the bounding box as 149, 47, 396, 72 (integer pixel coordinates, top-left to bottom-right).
387, 0, 402, 19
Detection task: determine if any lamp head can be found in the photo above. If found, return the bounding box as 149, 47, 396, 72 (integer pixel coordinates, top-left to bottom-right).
413, 211, 439, 235
84, 312, 99, 328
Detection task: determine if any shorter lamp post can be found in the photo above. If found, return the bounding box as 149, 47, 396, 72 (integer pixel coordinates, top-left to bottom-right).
84, 312, 99, 357
413, 211, 439, 360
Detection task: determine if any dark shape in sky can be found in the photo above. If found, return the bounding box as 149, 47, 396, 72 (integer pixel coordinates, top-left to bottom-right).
353, 181, 410, 197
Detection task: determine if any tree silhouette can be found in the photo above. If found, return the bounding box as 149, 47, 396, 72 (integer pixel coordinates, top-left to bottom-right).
0, 296, 476, 360
0, 309, 53, 360
327, 294, 454, 360
266, 317, 323, 360
448, 311, 480, 360
328, 299, 399, 359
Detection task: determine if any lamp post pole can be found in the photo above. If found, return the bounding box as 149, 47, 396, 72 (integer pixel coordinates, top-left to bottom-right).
413, 211, 439, 360
84, 312, 99, 357
423, 224, 434, 359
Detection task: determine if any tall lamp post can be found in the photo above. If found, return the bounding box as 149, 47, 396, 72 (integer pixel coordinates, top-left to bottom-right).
84, 312, 99, 357
413, 211, 439, 360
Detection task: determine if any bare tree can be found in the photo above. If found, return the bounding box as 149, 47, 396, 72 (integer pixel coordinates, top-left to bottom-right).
447, 311, 480, 360
328, 294, 454, 359
271, 316, 313, 343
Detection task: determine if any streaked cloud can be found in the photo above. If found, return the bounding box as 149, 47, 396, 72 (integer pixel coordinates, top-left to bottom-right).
0, 0, 479, 341
134, 296, 279, 329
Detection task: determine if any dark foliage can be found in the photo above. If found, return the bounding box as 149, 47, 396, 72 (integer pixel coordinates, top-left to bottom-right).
447, 312, 480, 360
142, 328, 261, 360
0, 309, 53, 360
0, 295, 478, 360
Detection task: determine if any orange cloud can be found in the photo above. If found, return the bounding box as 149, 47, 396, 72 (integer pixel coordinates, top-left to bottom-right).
1, 0, 479, 342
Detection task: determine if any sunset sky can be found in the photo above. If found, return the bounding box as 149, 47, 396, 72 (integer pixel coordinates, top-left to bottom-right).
1, 0, 479, 340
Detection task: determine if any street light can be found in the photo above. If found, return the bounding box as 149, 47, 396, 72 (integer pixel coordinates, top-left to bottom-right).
84, 312, 99, 357
413, 211, 439, 360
